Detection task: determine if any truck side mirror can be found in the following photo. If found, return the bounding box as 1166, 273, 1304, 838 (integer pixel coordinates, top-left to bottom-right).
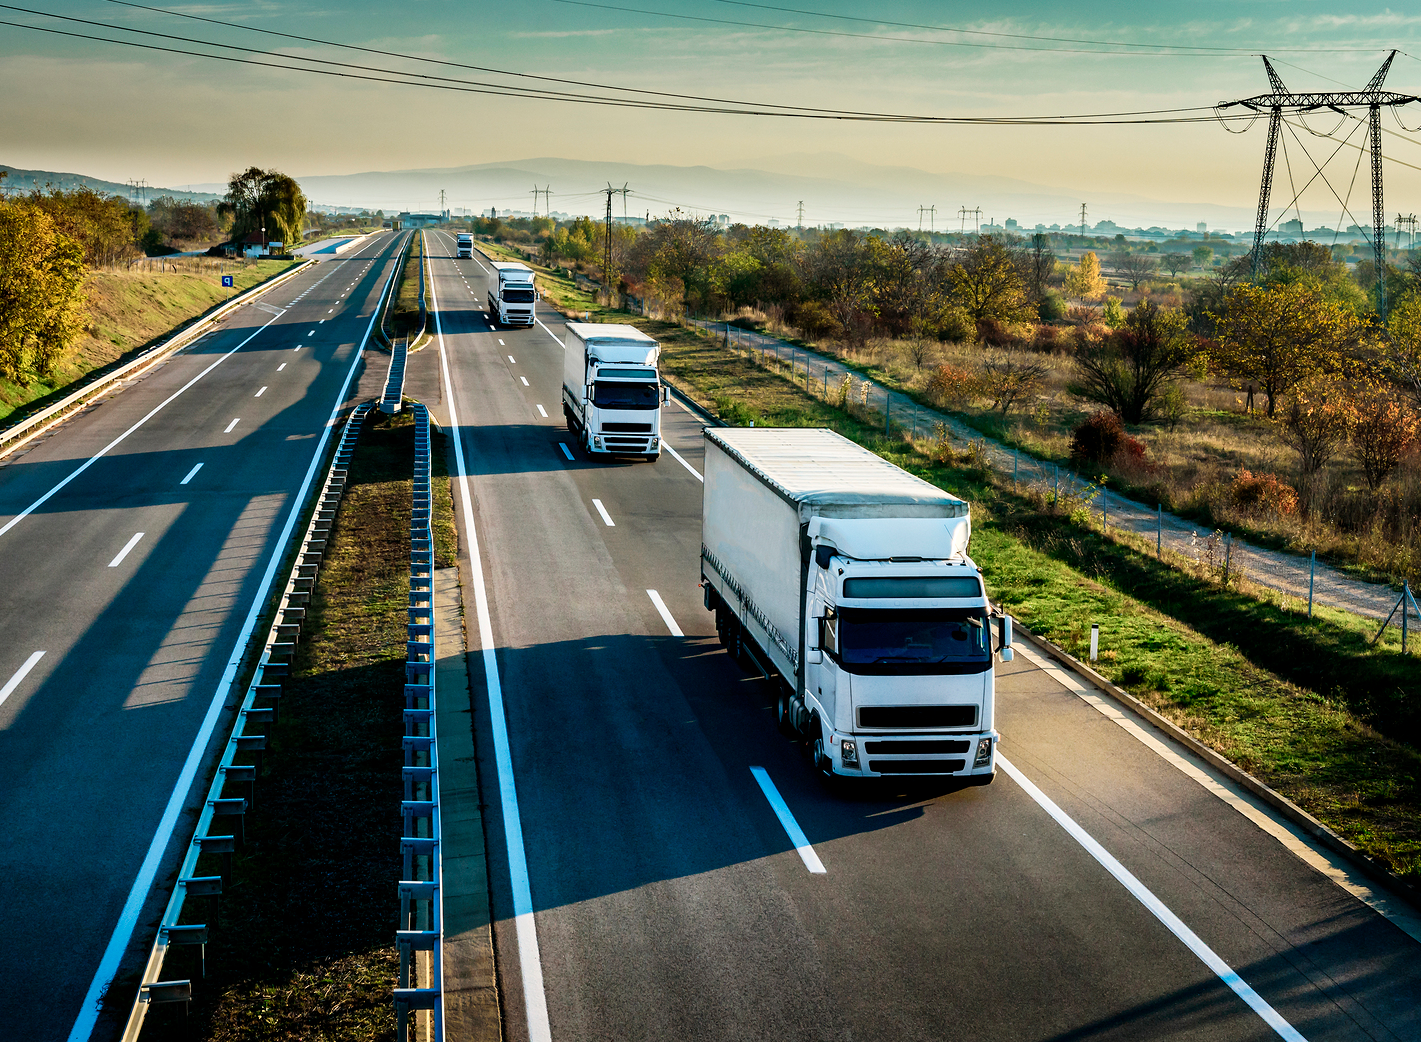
805, 648, 822, 665
662, 384, 670, 404
998, 614, 1014, 661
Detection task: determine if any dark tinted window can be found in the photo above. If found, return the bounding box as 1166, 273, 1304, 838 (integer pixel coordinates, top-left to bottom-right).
843, 576, 981, 599
503, 288, 535, 303
593, 381, 660, 410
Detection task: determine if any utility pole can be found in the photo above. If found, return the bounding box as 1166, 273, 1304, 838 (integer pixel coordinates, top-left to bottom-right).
796, 200, 805, 230
439, 188, 446, 216
928, 204, 936, 234
601, 182, 630, 301
531, 185, 540, 217
1220, 51, 1410, 318
1079, 203, 1088, 237
919, 206, 928, 233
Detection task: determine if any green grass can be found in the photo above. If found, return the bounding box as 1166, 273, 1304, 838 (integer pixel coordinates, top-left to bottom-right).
611, 311, 1421, 880
385, 234, 424, 340
138, 409, 434, 1041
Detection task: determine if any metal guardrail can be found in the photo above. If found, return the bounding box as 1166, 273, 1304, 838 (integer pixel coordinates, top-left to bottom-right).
382, 338, 409, 414
0, 259, 315, 459
121, 402, 375, 1040
394, 402, 444, 1041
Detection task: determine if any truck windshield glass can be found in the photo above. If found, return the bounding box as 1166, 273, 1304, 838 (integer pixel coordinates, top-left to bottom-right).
843, 576, 982, 599
593, 380, 659, 409
502, 288, 535, 303
836, 608, 989, 675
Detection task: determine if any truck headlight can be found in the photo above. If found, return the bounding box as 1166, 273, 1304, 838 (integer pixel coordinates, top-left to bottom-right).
649, 437, 659, 448
973, 737, 993, 769
840, 739, 858, 766
593, 435, 603, 449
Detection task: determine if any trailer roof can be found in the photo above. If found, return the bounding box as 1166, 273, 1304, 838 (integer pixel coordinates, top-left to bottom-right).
566, 321, 658, 344
706, 427, 968, 518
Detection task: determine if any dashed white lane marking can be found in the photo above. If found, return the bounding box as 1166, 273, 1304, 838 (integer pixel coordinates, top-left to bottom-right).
997, 754, 1307, 1042
520, 376, 529, 386
498, 338, 505, 345
0, 650, 45, 712
591, 498, 615, 527
508, 355, 516, 364
535, 404, 548, 418
292, 345, 301, 351
307, 330, 314, 337
646, 590, 683, 637
558, 443, 574, 461
224, 418, 240, 433
663, 442, 703, 482
749, 767, 826, 874
1011, 642, 1421, 942
179, 462, 203, 485
255, 386, 267, 397
328, 308, 334, 313
108, 531, 145, 568
277, 363, 287, 372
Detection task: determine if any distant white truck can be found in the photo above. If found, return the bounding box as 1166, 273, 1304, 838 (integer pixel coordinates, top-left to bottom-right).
488, 261, 538, 327
700, 427, 1012, 785
456, 233, 473, 258
562, 321, 666, 459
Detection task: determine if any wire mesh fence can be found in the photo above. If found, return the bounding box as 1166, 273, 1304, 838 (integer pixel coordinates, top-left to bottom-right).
692, 317, 1413, 628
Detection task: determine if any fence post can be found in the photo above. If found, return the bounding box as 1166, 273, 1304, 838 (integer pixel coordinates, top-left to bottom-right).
1223, 532, 1232, 584
885, 393, 891, 434
1089, 624, 1099, 662
1103, 506, 1107, 531
824, 367, 829, 399
1013, 448, 1018, 486
1308, 551, 1315, 618
1157, 504, 1162, 558
1405, 581, 1411, 653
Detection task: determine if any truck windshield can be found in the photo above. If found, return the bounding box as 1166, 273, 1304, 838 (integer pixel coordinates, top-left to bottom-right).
503, 288, 535, 303
836, 607, 990, 675
593, 380, 659, 409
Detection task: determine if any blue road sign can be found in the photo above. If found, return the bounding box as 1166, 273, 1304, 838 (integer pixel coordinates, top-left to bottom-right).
221, 275, 234, 288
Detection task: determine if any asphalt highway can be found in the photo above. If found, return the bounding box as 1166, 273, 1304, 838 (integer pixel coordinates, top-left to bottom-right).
421, 228, 1420, 1042
0, 231, 406, 1040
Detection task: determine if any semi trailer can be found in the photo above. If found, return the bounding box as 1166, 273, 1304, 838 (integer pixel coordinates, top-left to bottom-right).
488, 261, 538, 327
700, 427, 1013, 783
562, 322, 665, 459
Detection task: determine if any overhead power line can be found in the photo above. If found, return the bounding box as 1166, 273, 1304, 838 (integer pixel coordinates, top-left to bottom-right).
0, 5, 1259, 124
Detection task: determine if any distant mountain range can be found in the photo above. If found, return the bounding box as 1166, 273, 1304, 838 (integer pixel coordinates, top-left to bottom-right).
0, 165, 222, 205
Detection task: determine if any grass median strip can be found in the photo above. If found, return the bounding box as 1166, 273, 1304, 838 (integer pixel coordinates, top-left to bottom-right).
139, 409, 447, 1041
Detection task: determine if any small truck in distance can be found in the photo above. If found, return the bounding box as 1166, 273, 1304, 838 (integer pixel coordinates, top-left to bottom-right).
562, 321, 665, 459
456, 233, 473, 258
700, 427, 1013, 784
488, 261, 538, 327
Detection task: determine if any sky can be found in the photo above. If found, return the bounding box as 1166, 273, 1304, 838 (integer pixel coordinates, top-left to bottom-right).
3, 1, 1421, 231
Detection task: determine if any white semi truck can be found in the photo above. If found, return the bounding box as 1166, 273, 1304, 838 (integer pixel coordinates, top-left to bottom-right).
562, 321, 665, 459
456, 233, 473, 258
700, 427, 1013, 784
488, 261, 538, 327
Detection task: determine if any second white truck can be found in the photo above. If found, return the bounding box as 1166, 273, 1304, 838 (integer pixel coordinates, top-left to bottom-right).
562, 321, 665, 459
488, 261, 538, 327
456, 233, 473, 258
701, 427, 1012, 784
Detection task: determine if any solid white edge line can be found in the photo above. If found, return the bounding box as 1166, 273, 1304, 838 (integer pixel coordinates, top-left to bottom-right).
558, 443, 574, 461
591, 498, 615, 527
107, 531, 145, 568
0, 312, 283, 542
535, 404, 548, 418
748, 766, 827, 874
646, 590, 684, 637
1009, 642, 1421, 942
662, 442, 703, 482
536, 317, 565, 348
996, 753, 1307, 1042
0, 650, 45, 711
66, 234, 400, 1042
179, 462, 203, 486
430, 239, 554, 1042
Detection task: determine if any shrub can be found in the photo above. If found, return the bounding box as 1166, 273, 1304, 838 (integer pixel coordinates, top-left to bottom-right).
1070, 411, 1146, 467
1229, 470, 1299, 517
975, 317, 1018, 348
1038, 292, 1067, 322
924, 363, 978, 408
793, 300, 840, 340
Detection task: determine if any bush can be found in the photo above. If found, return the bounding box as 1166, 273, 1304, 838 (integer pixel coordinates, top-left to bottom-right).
1038, 292, 1067, 322
1070, 411, 1146, 467
924, 363, 978, 408
1230, 470, 1299, 517
975, 317, 1018, 347
793, 300, 839, 340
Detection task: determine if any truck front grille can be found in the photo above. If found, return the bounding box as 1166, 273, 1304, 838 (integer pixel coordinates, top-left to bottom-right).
867, 759, 967, 774
858, 706, 978, 729
863, 739, 971, 754
603, 423, 653, 433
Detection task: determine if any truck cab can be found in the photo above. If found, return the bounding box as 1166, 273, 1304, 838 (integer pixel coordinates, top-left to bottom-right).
489, 261, 538, 327
563, 322, 665, 459
456, 233, 473, 258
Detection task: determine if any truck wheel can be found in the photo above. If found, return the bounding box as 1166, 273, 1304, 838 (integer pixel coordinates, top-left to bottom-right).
811, 722, 844, 792
775, 688, 799, 739
563, 403, 575, 430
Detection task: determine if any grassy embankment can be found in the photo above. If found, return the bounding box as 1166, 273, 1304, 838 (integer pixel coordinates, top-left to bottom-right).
383, 233, 425, 344
0, 258, 298, 427
524, 257, 1421, 880
138, 408, 458, 1041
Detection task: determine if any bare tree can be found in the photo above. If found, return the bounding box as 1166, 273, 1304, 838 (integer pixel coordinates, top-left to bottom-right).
1108, 252, 1158, 290
1161, 253, 1190, 277
979, 349, 1048, 415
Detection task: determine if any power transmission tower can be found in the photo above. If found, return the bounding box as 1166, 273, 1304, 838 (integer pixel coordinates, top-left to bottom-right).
601, 182, 630, 299
439, 188, 446, 214
542, 186, 554, 216
1079, 203, 1088, 237
1399, 213, 1418, 250
797, 200, 805, 229
919, 206, 928, 232
531, 185, 540, 217
1220, 50, 1416, 318
927, 205, 936, 233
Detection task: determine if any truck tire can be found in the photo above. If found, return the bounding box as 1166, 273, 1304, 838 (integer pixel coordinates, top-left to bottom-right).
775, 687, 799, 739
811, 719, 845, 792
563, 402, 575, 430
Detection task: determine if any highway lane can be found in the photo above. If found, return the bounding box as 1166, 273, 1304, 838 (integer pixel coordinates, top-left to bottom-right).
0, 231, 406, 1040
423, 229, 1420, 1041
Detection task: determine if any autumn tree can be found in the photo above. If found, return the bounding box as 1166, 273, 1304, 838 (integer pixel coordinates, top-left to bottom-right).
979, 349, 1047, 415
1382, 293, 1421, 412
1161, 253, 1190, 277
0, 200, 86, 383
26, 187, 140, 266
1068, 299, 1197, 423
1211, 282, 1361, 417
1027, 232, 1056, 299
1279, 380, 1351, 487
802, 229, 878, 342
1348, 386, 1417, 489
1063, 251, 1105, 301
219, 167, 307, 247
946, 235, 1033, 329
1192, 245, 1214, 269
1110, 252, 1157, 290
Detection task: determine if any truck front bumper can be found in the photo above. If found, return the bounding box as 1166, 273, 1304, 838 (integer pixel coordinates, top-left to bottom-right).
826, 729, 997, 779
